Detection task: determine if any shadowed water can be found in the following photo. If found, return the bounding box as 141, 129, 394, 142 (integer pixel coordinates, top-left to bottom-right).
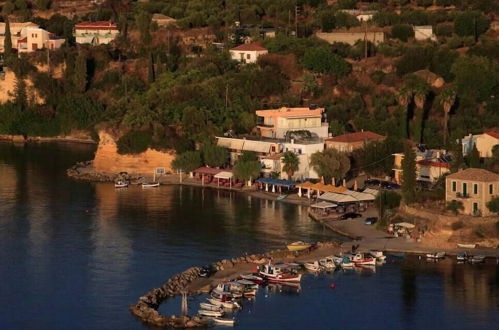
0, 143, 498, 330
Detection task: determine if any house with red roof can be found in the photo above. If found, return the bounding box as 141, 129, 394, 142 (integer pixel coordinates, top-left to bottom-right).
74, 21, 119, 45
462, 132, 499, 158
325, 131, 385, 152
229, 42, 268, 64
393, 147, 451, 184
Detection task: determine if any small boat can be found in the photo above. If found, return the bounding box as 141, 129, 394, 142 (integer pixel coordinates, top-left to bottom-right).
286, 241, 311, 251
236, 279, 258, 288
213, 317, 236, 326
142, 182, 160, 188
243, 288, 257, 297
457, 243, 476, 249
388, 253, 405, 259
457, 252, 470, 262
198, 309, 224, 317
369, 250, 387, 261
240, 273, 265, 284
200, 303, 222, 311
340, 257, 355, 268
350, 253, 377, 266
319, 257, 336, 270
259, 263, 302, 282
114, 180, 128, 188
207, 298, 240, 309
277, 194, 288, 201
426, 252, 446, 259
469, 255, 486, 264
303, 261, 321, 272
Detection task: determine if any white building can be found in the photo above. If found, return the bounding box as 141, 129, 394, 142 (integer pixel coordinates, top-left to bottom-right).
229, 42, 268, 64
414, 26, 436, 41
339, 10, 377, 22
281, 140, 323, 180
462, 132, 499, 158
74, 21, 119, 45
17, 27, 65, 53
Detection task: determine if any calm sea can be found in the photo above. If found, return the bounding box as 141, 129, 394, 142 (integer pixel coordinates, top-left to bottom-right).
0, 143, 497, 330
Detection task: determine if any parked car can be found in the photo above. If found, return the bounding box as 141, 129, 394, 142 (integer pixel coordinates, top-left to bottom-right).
365, 179, 381, 186
381, 181, 400, 190
364, 217, 378, 225
199, 265, 217, 278
340, 212, 362, 220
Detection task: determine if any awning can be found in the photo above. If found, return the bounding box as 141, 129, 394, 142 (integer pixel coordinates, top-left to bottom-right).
242, 140, 274, 153
318, 192, 358, 203
363, 188, 379, 197
214, 171, 233, 179
193, 167, 223, 175
255, 178, 297, 187
310, 201, 337, 209
394, 222, 415, 229
296, 181, 315, 189
217, 137, 244, 150
343, 190, 375, 201
311, 183, 347, 193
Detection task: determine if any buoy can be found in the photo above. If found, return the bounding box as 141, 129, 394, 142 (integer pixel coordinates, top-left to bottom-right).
330, 283, 336, 289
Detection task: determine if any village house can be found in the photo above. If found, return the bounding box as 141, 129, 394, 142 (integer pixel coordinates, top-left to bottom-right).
316, 31, 385, 46
338, 9, 377, 22
0, 22, 64, 53
414, 25, 436, 41
325, 131, 385, 153
462, 132, 499, 158
446, 168, 499, 216
256, 106, 329, 139
74, 21, 119, 45
393, 146, 451, 184
229, 42, 268, 64
151, 14, 177, 28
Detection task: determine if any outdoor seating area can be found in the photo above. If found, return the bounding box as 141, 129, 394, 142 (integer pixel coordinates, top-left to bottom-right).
255, 178, 297, 194
191, 167, 244, 188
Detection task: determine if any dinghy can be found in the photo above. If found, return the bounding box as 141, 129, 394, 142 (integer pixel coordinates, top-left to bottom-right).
207, 298, 240, 309
142, 182, 160, 188
114, 180, 128, 188
457, 243, 476, 249
426, 252, 446, 259
303, 261, 321, 272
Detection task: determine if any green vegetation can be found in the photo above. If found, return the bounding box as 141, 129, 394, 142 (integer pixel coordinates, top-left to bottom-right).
447, 200, 464, 215
310, 148, 350, 182
486, 197, 499, 214
201, 142, 229, 168
233, 151, 261, 182
117, 131, 153, 155
401, 145, 416, 204
282, 151, 299, 179
172, 151, 202, 173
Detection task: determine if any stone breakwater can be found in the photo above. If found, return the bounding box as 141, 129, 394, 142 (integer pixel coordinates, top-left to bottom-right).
129, 242, 341, 328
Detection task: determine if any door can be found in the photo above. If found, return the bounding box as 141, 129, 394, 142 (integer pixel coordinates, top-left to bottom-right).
472, 202, 478, 214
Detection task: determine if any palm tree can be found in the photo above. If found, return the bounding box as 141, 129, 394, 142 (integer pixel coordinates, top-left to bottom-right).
398, 87, 413, 138
282, 151, 299, 179
412, 83, 429, 143
437, 87, 457, 146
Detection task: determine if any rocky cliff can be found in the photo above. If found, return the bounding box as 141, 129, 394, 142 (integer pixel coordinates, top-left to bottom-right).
93, 131, 175, 175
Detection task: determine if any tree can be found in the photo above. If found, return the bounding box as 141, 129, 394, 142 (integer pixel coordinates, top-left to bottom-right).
412, 81, 430, 144
147, 53, 155, 84
201, 142, 228, 168
376, 190, 402, 219
451, 55, 497, 103
302, 47, 351, 77
454, 11, 490, 39
233, 151, 261, 182
447, 200, 464, 215
437, 87, 456, 146
4, 20, 12, 60
401, 144, 417, 204
310, 148, 350, 183
282, 151, 299, 179
492, 145, 499, 165
467, 144, 480, 168
172, 151, 202, 173
13, 77, 28, 111
73, 53, 87, 93
450, 140, 464, 173
486, 197, 499, 214
391, 24, 414, 42
135, 11, 152, 48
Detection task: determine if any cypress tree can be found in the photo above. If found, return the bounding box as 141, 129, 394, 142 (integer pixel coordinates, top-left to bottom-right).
451, 140, 464, 173
467, 144, 480, 168
73, 53, 87, 93
4, 19, 12, 60
147, 52, 155, 84
401, 144, 417, 204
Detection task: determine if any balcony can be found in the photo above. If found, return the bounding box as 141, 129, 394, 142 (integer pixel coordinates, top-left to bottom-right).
456, 192, 469, 199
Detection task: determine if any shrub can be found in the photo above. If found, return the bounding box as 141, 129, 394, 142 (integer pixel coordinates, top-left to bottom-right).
446, 200, 464, 215
474, 226, 485, 238
451, 220, 464, 231
454, 11, 490, 38
302, 47, 351, 77
486, 197, 499, 214
435, 23, 454, 37
117, 130, 152, 154
391, 24, 414, 42
370, 71, 386, 84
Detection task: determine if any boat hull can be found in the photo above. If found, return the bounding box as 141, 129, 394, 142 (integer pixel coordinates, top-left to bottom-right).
260, 272, 302, 282
287, 244, 311, 251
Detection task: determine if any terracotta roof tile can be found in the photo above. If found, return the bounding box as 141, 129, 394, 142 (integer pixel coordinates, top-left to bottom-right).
416, 160, 450, 168
326, 131, 385, 143
485, 131, 499, 139
446, 168, 499, 182
75, 21, 118, 29
230, 42, 267, 51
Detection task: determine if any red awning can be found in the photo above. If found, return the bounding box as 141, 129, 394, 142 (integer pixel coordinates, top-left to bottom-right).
192, 167, 223, 175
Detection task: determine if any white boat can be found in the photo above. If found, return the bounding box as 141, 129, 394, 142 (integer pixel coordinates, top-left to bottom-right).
340, 257, 355, 268
457, 252, 470, 262
319, 257, 336, 270
259, 263, 302, 282
426, 252, 446, 259
303, 261, 321, 272
350, 253, 376, 266
457, 243, 476, 249
276, 194, 288, 201
370, 250, 387, 261
198, 309, 224, 317
207, 298, 240, 309
470, 255, 486, 264
213, 317, 236, 326
240, 273, 265, 284
114, 180, 128, 188
236, 279, 258, 289
200, 302, 222, 311
142, 182, 160, 188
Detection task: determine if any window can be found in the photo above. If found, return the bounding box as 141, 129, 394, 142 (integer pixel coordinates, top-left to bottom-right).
462, 182, 467, 196
473, 183, 478, 195
490, 184, 494, 195
452, 181, 456, 192
246, 54, 251, 60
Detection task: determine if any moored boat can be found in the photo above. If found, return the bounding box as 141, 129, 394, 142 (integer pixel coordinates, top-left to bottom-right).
142, 182, 160, 188
207, 298, 240, 309
426, 252, 446, 259
457, 252, 470, 262
259, 263, 302, 282
213, 317, 236, 326
350, 253, 376, 266
198, 309, 223, 317
114, 180, 128, 188
340, 257, 355, 268
369, 250, 387, 261
286, 241, 311, 251
469, 255, 486, 264
303, 261, 321, 272
457, 243, 476, 249
276, 194, 288, 201
200, 302, 222, 312
319, 257, 336, 270
239, 273, 266, 284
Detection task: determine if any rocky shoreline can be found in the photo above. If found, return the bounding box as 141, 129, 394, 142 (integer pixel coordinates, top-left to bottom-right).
0, 134, 96, 144
129, 242, 341, 328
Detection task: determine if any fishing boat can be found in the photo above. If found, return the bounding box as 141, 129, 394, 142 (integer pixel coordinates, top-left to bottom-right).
469, 255, 486, 264
276, 194, 288, 201
340, 257, 355, 268
369, 250, 387, 261
457, 252, 470, 262
259, 263, 302, 282
212, 282, 243, 298
318, 257, 336, 270
239, 273, 266, 284
213, 317, 236, 326
200, 303, 222, 312
286, 241, 311, 251
350, 253, 377, 266
142, 182, 160, 188
207, 298, 240, 309
114, 180, 128, 188
198, 309, 224, 317
457, 243, 476, 249
303, 261, 321, 272
426, 252, 446, 259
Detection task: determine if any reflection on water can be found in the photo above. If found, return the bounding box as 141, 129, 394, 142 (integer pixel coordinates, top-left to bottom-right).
0, 142, 498, 330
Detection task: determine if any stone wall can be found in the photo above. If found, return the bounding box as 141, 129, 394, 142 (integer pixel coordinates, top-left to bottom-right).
93, 131, 175, 175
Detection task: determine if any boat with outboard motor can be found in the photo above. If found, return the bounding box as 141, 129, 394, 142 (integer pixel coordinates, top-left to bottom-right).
259, 263, 302, 282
